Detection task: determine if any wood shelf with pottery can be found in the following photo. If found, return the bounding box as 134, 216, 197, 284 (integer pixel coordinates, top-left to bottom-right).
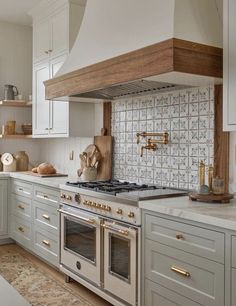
0, 100, 32, 107
0, 134, 32, 139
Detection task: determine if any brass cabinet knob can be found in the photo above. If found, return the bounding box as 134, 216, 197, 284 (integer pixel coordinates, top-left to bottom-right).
66, 195, 72, 201
128, 211, 135, 218
60, 193, 66, 199
116, 208, 123, 215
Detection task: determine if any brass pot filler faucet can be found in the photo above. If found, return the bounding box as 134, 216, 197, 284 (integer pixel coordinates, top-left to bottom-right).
136, 132, 169, 157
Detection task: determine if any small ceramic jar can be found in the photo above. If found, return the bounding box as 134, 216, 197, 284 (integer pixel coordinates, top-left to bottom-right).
15, 151, 29, 171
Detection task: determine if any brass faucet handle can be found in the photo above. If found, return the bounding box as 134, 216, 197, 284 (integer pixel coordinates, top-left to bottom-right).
136, 133, 140, 144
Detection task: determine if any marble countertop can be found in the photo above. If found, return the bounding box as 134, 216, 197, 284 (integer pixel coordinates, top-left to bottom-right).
139, 196, 236, 231
0, 172, 78, 189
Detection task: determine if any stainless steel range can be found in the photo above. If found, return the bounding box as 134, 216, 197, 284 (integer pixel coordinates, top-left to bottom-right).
58, 180, 187, 306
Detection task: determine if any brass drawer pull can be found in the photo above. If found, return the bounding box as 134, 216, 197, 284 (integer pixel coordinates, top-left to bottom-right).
42, 240, 50, 246
171, 266, 191, 278
18, 227, 24, 233
176, 234, 184, 240
43, 195, 48, 199
18, 188, 23, 191
18, 204, 25, 210
42, 214, 50, 220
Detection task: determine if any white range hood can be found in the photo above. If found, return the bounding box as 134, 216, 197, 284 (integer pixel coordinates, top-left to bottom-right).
45, 0, 223, 100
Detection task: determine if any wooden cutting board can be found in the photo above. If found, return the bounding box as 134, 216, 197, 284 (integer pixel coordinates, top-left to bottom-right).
25, 171, 68, 178
94, 136, 113, 180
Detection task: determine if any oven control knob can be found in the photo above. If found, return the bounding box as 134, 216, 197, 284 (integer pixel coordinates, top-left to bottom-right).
60, 193, 66, 199
74, 194, 81, 203
96, 203, 101, 209
88, 201, 93, 206
83, 200, 88, 205
128, 211, 135, 218
91, 202, 96, 207
66, 195, 72, 201
105, 205, 111, 212
116, 208, 123, 215
101, 205, 106, 210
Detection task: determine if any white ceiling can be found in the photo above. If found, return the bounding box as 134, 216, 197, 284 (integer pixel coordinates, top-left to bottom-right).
0, 0, 39, 26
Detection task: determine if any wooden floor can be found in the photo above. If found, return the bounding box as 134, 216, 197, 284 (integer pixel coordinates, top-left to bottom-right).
0, 244, 112, 306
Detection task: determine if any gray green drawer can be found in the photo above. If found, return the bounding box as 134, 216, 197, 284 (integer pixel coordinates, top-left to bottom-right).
12, 180, 32, 198
10, 215, 32, 250
11, 194, 31, 221
33, 200, 59, 235
33, 226, 59, 267
34, 185, 59, 206
145, 239, 224, 306
145, 214, 224, 263
145, 279, 203, 306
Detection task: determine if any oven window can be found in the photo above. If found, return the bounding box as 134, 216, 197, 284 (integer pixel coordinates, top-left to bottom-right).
109, 234, 130, 282
65, 217, 96, 263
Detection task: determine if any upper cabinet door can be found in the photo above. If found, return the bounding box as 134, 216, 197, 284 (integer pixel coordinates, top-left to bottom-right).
224, 0, 236, 130
34, 19, 51, 63
33, 62, 50, 136
49, 54, 69, 136
51, 8, 69, 58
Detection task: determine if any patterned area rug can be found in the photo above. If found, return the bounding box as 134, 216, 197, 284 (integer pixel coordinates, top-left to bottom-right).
0, 250, 94, 306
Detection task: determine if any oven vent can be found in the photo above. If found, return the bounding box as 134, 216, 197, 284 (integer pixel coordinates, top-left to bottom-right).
72, 80, 192, 100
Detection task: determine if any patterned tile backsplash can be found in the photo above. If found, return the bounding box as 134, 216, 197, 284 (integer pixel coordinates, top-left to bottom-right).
112, 86, 214, 190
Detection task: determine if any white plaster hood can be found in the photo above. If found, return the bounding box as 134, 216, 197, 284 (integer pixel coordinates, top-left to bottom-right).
45, 0, 223, 100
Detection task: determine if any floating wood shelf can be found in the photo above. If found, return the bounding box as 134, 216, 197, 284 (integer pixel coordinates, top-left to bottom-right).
0, 100, 32, 107
0, 134, 32, 139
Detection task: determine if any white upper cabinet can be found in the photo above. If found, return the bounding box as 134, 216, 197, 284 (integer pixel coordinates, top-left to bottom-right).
30, 0, 98, 138
223, 0, 236, 130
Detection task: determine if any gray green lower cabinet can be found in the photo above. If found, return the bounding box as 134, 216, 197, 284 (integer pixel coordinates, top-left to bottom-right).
142, 211, 225, 306
232, 269, 236, 306
0, 179, 8, 237
9, 179, 60, 268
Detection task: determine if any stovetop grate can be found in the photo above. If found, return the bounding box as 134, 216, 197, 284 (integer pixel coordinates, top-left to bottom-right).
66, 179, 163, 195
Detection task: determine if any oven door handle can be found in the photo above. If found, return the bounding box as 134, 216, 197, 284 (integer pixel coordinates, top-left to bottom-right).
101, 223, 129, 236
57, 209, 96, 225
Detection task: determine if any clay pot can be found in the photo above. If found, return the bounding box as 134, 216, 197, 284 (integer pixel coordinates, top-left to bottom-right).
15, 151, 29, 171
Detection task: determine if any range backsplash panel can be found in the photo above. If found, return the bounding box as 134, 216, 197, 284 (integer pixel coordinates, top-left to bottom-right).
112, 86, 214, 190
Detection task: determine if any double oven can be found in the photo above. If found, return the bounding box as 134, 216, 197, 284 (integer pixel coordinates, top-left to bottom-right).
59, 204, 139, 306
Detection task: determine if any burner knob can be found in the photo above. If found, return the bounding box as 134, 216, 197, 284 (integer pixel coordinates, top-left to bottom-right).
88, 201, 93, 206
116, 208, 123, 215
128, 211, 135, 218
83, 200, 88, 205
66, 195, 72, 201
91, 202, 96, 207
96, 203, 101, 209
105, 205, 111, 212
101, 205, 106, 210
74, 194, 81, 203
60, 193, 66, 199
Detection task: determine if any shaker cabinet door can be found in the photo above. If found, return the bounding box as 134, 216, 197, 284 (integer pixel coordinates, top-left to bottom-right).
0, 180, 8, 236
49, 54, 69, 136
33, 19, 50, 63
33, 62, 50, 136
51, 8, 68, 58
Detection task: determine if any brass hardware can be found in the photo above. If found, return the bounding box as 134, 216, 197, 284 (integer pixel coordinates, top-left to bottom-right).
176, 234, 184, 240
42, 240, 50, 246
116, 208, 123, 215
101, 224, 129, 236
43, 194, 48, 199
44, 50, 49, 54
45, 128, 49, 130
171, 266, 191, 278
61, 194, 66, 199
18, 204, 25, 210
105, 205, 111, 211
18, 227, 24, 233
42, 214, 50, 221
128, 211, 135, 218
66, 195, 72, 201
137, 132, 169, 157
48, 49, 53, 53
18, 188, 23, 191
57, 209, 96, 224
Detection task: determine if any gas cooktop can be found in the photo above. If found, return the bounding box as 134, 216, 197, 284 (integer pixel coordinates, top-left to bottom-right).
66, 179, 187, 201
